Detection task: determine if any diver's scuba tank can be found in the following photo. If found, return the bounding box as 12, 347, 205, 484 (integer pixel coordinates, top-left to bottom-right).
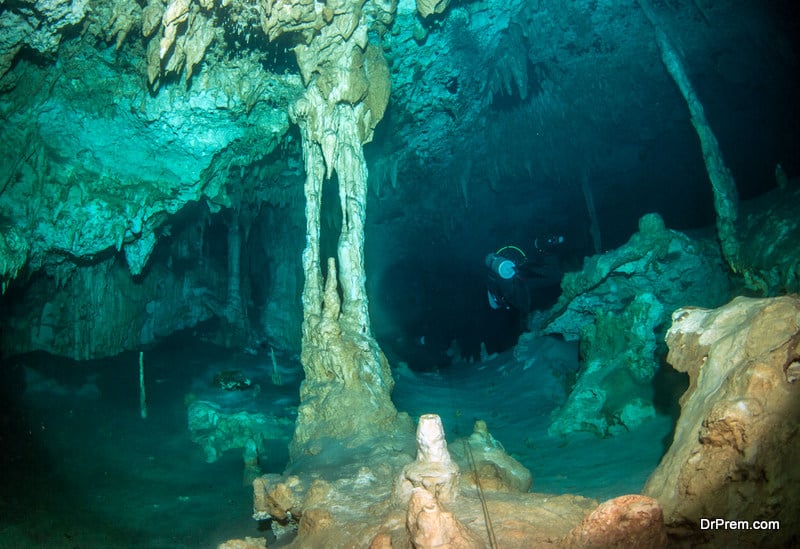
485, 253, 516, 279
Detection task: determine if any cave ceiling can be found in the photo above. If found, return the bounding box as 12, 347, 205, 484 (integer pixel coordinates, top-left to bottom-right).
0, 0, 798, 290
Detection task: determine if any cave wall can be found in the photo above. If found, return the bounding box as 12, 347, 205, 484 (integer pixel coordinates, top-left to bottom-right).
1, 216, 224, 359
0, 1, 308, 358
0, 0, 798, 361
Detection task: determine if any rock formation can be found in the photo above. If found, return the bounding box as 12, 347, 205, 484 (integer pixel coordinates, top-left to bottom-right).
416, 0, 450, 20
539, 212, 731, 436
448, 420, 533, 494
1, 3, 798, 546
249, 413, 666, 548
1, 0, 794, 365
562, 494, 668, 549
738, 184, 800, 295
405, 487, 484, 549
643, 295, 800, 547
241, 295, 800, 547
256, 0, 405, 456
394, 413, 461, 504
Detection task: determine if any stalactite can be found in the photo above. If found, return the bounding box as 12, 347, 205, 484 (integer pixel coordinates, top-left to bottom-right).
225, 210, 246, 344
581, 172, 602, 255
636, 0, 741, 272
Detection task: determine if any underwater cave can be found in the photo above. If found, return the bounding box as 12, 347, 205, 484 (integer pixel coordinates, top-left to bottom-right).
1, 0, 799, 547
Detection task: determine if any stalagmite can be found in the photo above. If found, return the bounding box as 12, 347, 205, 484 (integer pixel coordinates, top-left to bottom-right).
636, 0, 741, 271
395, 414, 460, 504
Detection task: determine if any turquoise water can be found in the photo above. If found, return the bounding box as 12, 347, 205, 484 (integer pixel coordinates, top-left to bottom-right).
1, 332, 678, 547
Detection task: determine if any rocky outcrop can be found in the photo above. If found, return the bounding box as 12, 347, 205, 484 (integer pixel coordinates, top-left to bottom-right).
416, 0, 450, 19
0, 0, 307, 357
738, 182, 800, 295
643, 295, 800, 547
187, 399, 294, 465
540, 213, 731, 436
0, 38, 300, 285
448, 420, 533, 494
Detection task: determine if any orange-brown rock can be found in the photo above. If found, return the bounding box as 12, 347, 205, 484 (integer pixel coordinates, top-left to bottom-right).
643, 295, 800, 547
252, 474, 304, 522
406, 488, 485, 549
297, 508, 335, 538
216, 537, 266, 549
562, 494, 667, 548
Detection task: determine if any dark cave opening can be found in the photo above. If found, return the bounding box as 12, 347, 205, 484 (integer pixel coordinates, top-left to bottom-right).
372, 249, 566, 372
372, 252, 526, 371
368, 192, 578, 371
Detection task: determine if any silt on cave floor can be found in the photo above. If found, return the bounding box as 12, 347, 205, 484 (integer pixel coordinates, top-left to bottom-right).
4, 293, 799, 548
1, 0, 800, 547
0, 330, 677, 548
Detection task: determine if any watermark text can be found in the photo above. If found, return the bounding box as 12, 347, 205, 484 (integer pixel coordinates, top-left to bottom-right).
700, 518, 780, 531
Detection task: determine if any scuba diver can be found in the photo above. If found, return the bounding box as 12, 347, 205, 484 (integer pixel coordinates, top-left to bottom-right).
485, 236, 564, 313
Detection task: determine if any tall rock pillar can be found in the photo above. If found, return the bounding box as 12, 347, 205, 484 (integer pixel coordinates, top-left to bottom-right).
260, 0, 401, 458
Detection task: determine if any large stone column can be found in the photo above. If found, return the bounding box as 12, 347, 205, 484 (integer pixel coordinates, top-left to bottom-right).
260, 0, 402, 458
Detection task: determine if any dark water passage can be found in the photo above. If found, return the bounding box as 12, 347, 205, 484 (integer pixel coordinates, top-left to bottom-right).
1, 334, 300, 547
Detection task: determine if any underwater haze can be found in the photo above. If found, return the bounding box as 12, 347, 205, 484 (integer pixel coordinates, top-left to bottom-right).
1, 0, 799, 546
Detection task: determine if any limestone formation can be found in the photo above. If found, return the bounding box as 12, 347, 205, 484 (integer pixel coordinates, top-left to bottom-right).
539, 213, 731, 436
450, 420, 533, 493
144, 0, 223, 87
637, 0, 745, 278
0, 39, 298, 295
738, 183, 800, 294
1, 238, 224, 359
549, 292, 665, 437
216, 537, 268, 549
643, 295, 800, 547
258, 0, 402, 456
253, 411, 599, 547
0, 0, 89, 79
395, 413, 460, 504
416, 0, 450, 19
562, 494, 668, 549
406, 487, 485, 549
187, 400, 294, 465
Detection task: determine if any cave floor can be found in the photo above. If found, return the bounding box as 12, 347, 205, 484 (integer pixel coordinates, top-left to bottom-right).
392, 347, 677, 500
0, 334, 676, 547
